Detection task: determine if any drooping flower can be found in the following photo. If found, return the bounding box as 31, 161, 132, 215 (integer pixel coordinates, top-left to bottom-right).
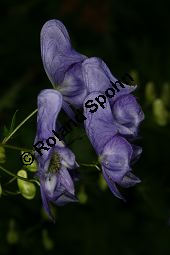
34, 89, 78, 219
83, 91, 144, 199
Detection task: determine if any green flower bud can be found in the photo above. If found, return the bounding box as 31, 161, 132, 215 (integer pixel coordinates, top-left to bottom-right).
98, 174, 107, 191
25, 159, 37, 172
7, 219, 19, 244
42, 229, 54, 251
145, 81, 156, 104
129, 70, 139, 84
152, 99, 169, 126
161, 82, 170, 107
17, 170, 36, 200
78, 188, 88, 204
0, 146, 5, 164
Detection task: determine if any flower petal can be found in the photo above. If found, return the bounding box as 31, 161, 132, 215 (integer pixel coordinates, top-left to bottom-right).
119, 172, 141, 188
83, 92, 118, 154
34, 89, 64, 170
82, 57, 115, 93
100, 136, 133, 183
112, 94, 145, 136
59, 62, 88, 107
35, 89, 63, 141
41, 19, 86, 85
82, 57, 136, 101
102, 168, 124, 200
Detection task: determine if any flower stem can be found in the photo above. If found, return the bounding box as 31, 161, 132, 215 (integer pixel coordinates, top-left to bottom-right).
2, 108, 38, 144
0, 165, 39, 185
80, 163, 101, 171
0, 143, 32, 152
2, 190, 21, 196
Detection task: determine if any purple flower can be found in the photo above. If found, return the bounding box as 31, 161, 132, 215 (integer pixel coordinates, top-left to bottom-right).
83, 91, 144, 199
41, 20, 135, 112
82, 57, 137, 97
41, 19, 88, 108
34, 89, 78, 219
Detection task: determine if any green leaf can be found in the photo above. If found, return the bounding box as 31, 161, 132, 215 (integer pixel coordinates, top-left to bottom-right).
2, 110, 18, 138
9, 110, 18, 133
3, 126, 9, 137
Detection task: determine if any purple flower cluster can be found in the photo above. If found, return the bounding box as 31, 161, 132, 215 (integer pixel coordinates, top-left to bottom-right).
34, 19, 144, 219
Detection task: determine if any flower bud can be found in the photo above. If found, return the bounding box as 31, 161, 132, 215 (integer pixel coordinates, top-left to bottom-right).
42, 229, 54, 250
145, 82, 156, 104
78, 187, 88, 204
17, 170, 36, 199
6, 219, 19, 244
98, 174, 107, 191
25, 159, 37, 172
152, 99, 169, 126
0, 146, 5, 164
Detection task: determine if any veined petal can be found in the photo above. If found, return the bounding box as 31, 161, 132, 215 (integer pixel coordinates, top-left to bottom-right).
83, 92, 118, 154
56, 168, 75, 195
100, 136, 133, 183
58, 62, 88, 107
102, 169, 124, 200
112, 94, 145, 136
119, 172, 141, 188
34, 89, 64, 168
82, 57, 115, 93
36, 89, 62, 140
82, 57, 136, 101
41, 19, 86, 85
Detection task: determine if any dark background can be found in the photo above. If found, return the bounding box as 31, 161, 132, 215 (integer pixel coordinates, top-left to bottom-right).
0, 0, 170, 254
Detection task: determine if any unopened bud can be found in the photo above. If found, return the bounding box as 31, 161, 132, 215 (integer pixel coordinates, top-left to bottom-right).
152, 99, 169, 126
78, 188, 88, 204
98, 174, 107, 191
17, 170, 36, 200
0, 146, 5, 163
145, 81, 156, 104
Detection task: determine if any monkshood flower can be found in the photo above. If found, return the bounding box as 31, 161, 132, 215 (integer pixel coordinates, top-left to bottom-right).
83, 91, 144, 199
41, 19, 88, 111
82, 58, 144, 137
41, 19, 136, 116
34, 89, 78, 219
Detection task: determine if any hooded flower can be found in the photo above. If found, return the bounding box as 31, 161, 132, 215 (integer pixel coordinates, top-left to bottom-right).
82, 58, 144, 137
83, 91, 143, 199
34, 89, 78, 219
40, 19, 88, 109
41, 20, 136, 114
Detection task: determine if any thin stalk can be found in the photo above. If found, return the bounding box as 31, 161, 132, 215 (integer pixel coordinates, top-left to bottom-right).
3, 190, 21, 196
80, 163, 101, 171
0, 165, 39, 185
0, 143, 32, 152
2, 108, 38, 144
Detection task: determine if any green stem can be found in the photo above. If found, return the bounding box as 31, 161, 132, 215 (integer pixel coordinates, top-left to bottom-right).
0, 165, 39, 185
2, 108, 38, 144
0, 143, 32, 152
80, 163, 101, 171
5, 176, 17, 186
3, 190, 21, 196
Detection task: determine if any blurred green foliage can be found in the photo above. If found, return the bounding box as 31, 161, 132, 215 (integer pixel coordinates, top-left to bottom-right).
0, 0, 170, 255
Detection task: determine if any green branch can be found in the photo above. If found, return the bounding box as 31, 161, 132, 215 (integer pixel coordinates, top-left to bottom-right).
2, 108, 38, 144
